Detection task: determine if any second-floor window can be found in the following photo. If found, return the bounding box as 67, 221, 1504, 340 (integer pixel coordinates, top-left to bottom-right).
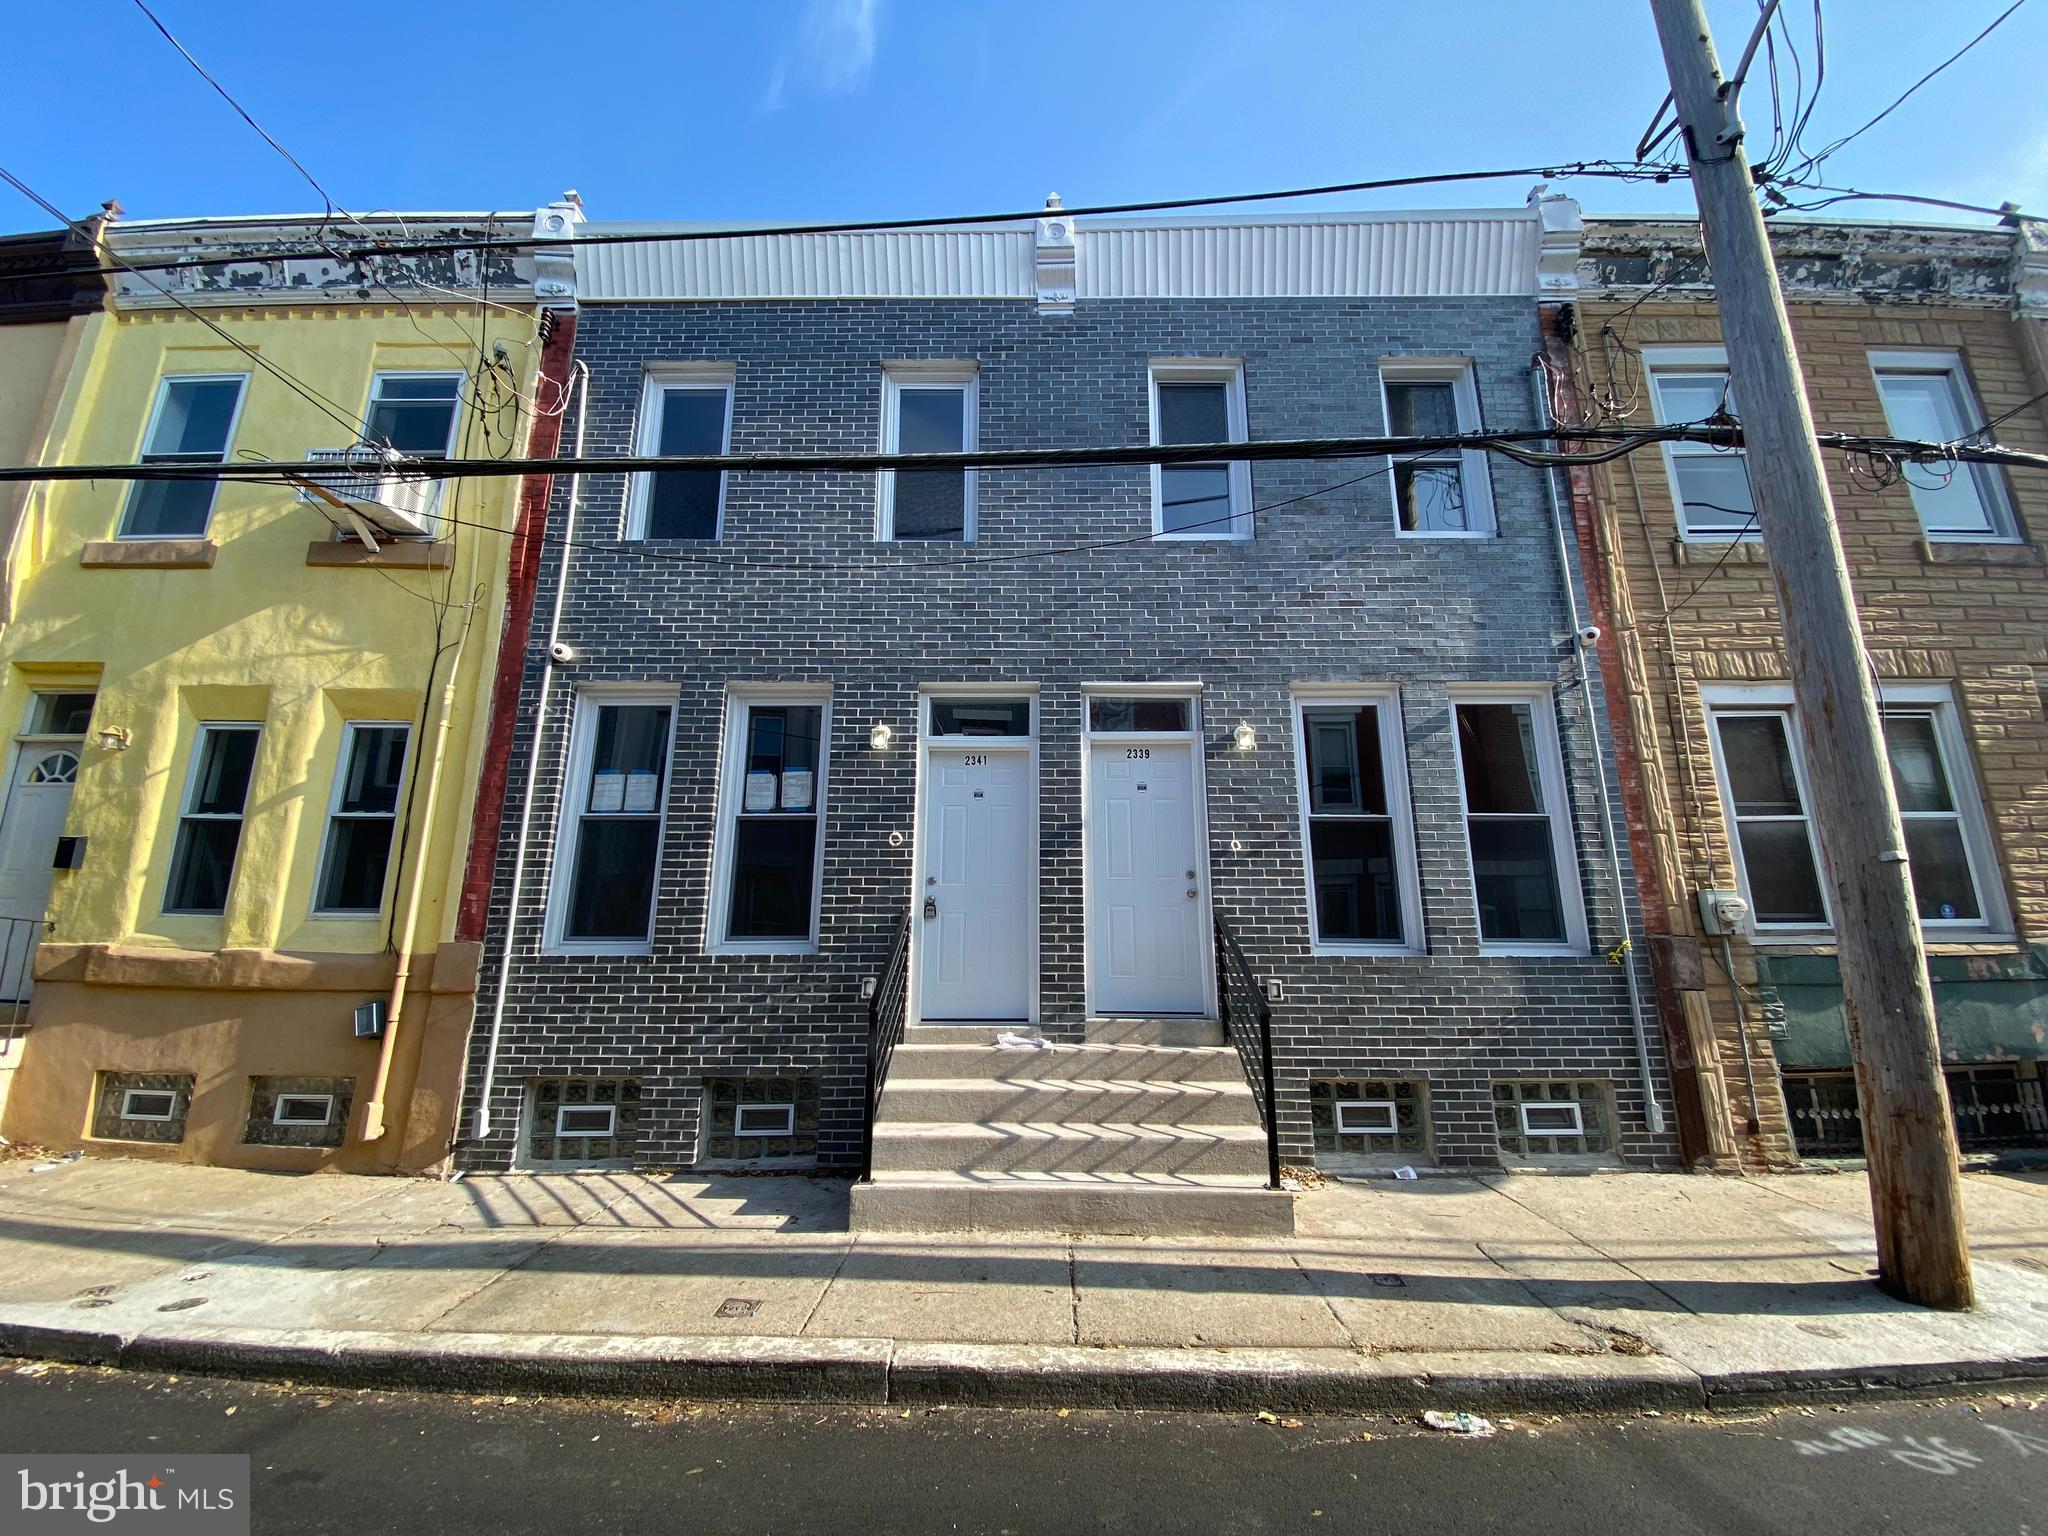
1707, 687, 2005, 936
1645, 348, 1757, 539
1868, 350, 2018, 542
1381, 359, 1495, 536
1150, 362, 1251, 540
121, 375, 248, 540
314, 723, 410, 916
364, 373, 462, 458
630, 368, 733, 540
880, 366, 977, 541
165, 722, 261, 915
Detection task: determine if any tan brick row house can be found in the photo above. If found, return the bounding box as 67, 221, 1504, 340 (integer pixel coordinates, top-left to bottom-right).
1550, 212, 2048, 1169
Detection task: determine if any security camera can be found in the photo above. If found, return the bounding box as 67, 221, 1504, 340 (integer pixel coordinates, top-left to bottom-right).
549, 641, 577, 665
1576, 625, 1602, 645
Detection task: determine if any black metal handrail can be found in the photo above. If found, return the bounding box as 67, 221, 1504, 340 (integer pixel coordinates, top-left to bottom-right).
860, 909, 914, 1182
1214, 915, 1282, 1190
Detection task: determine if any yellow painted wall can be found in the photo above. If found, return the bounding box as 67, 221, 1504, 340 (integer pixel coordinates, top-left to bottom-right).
0, 300, 545, 1167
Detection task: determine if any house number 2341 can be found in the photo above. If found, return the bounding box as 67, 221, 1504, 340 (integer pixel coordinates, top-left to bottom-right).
964, 754, 988, 766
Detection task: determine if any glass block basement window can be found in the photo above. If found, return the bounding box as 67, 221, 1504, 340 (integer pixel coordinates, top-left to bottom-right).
1309, 1078, 1428, 1157
702, 1076, 819, 1163
1494, 1080, 1613, 1158
527, 1078, 640, 1164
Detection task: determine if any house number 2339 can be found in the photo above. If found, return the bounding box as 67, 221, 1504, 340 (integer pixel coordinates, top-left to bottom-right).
1125, 747, 1151, 759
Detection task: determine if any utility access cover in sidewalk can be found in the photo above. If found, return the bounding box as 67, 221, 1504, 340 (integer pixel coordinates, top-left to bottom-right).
715, 1298, 763, 1319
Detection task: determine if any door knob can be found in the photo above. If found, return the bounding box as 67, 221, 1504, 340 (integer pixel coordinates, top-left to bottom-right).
923, 896, 938, 920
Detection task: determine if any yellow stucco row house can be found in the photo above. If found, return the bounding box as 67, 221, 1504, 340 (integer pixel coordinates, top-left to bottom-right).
0, 198, 582, 1170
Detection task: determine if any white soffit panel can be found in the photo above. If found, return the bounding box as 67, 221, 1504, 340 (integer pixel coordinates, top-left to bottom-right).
580, 225, 1036, 301
1077, 213, 1542, 298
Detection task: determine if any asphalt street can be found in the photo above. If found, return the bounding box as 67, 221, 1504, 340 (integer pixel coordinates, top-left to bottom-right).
0, 1365, 2042, 1534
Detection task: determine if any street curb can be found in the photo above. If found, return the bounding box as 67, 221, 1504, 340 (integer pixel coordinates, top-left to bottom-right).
6, 1311, 2045, 1414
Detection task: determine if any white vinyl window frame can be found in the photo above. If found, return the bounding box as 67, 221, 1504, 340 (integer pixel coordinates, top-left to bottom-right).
1519, 1101, 1584, 1137
554, 1103, 618, 1138
163, 720, 263, 917
1335, 1099, 1400, 1135
362, 370, 465, 455
310, 720, 413, 918
119, 1088, 178, 1122
1643, 345, 1759, 542
1288, 685, 1425, 957
1448, 686, 1589, 956
734, 1102, 798, 1137
272, 1093, 337, 1126
542, 688, 679, 956
1866, 348, 2019, 543
1379, 357, 1496, 537
705, 685, 833, 956
119, 372, 251, 540
1701, 682, 2011, 942
878, 363, 979, 542
1147, 360, 1252, 541
627, 364, 736, 540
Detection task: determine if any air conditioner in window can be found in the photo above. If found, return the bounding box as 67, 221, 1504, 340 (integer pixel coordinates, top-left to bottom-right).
295, 446, 441, 537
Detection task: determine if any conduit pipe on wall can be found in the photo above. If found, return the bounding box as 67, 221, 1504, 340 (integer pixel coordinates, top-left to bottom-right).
1530, 364, 1668, 1138
469, 359, 589, 1145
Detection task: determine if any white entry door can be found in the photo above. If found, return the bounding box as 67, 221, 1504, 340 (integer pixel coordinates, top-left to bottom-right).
0, 742, 79, 998
1087, 739, 1207, 1015
918, 747, 1032, 1020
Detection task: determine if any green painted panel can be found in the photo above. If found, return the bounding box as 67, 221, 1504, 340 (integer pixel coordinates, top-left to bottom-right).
1760, 947, 2048, 1070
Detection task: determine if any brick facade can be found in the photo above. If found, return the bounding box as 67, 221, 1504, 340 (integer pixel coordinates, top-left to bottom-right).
456, 287, 1680, 1174
1569, 219, 2048, 1168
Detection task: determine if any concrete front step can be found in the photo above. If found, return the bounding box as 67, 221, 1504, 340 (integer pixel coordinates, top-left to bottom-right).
904, 1023, 1046, 1044
850, 1174, 1294, 1236
1085, 1016, 1225, 1046
884, 1042, 1246, 1083
878, 1076, 1259, 1127
867, 1120, 1271, 1179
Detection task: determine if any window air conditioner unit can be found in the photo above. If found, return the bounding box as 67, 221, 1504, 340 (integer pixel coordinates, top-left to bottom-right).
297, 446, 440, 536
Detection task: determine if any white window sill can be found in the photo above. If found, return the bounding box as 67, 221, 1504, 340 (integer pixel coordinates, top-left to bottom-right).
544, 942, 655, 958
1745, 928, 2016, 948
1310, 942, 1426, 959
1151, 532, 1253, 543
1395, 529, 1497, 540
1478, 944, 1590, 959
706, 941, 820, 958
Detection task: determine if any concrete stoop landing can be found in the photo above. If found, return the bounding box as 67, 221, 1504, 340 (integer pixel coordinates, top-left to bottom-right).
850, 1018, 1294, 1237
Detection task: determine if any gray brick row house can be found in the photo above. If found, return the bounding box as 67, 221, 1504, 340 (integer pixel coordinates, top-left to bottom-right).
454, 195, 1680, 1222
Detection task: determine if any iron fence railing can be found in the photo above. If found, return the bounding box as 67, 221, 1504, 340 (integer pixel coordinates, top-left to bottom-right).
860, 910, 913, 1182
0, 914, 44, 1057
1786, 1068, 2048, 1159
1214, 915, 1281, 1190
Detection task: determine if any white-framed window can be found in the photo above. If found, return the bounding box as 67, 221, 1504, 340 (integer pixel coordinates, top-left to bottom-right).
272, 1093, 336, 1127
629, 366, 734, 540
1149, 361, 1251, 540
119, 1088, 179, 1122
707, 690, 831, 954
555, 1103, 618, 1138
546, 693, 676, 952
165, 722, 262, 915
1335, 1100, 1399, 1135
363, 371, 463, 459
120, 374, 249, 539
1379, 358, 1495, 536
880, 364, 977, 542
313, 722, 410, 916
1868, 349, 2018, 542
1451, 690, 1587, 952
1704, 683, 2008, 938
1289, 688, 1422, 954
1644, 346, 1757, 540
1519, 1100, 1584, 1137
735, 1102, 797, 1137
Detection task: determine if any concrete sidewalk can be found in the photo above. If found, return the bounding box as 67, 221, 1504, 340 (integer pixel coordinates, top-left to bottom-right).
0, 1156, 2043, 1413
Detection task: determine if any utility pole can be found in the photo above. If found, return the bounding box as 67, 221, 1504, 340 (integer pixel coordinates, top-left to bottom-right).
1649, 0, 1972, 1309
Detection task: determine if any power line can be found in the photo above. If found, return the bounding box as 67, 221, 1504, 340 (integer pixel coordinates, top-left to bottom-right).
1776, 0, 2032, 183
75, 160, 1689, 281
0, 163, 367, 441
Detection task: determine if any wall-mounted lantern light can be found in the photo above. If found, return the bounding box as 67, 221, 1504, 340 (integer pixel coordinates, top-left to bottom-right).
96, 725, 132, 753
1232, 721, 1258, 751
869, 722, 894, 750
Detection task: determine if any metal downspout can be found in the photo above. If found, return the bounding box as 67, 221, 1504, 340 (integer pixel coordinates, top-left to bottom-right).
469, 359, 588, 1144
1532, 363, 1667, 1137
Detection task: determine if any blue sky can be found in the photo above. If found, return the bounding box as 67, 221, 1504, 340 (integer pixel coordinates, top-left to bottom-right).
3, 1, 2044, 234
